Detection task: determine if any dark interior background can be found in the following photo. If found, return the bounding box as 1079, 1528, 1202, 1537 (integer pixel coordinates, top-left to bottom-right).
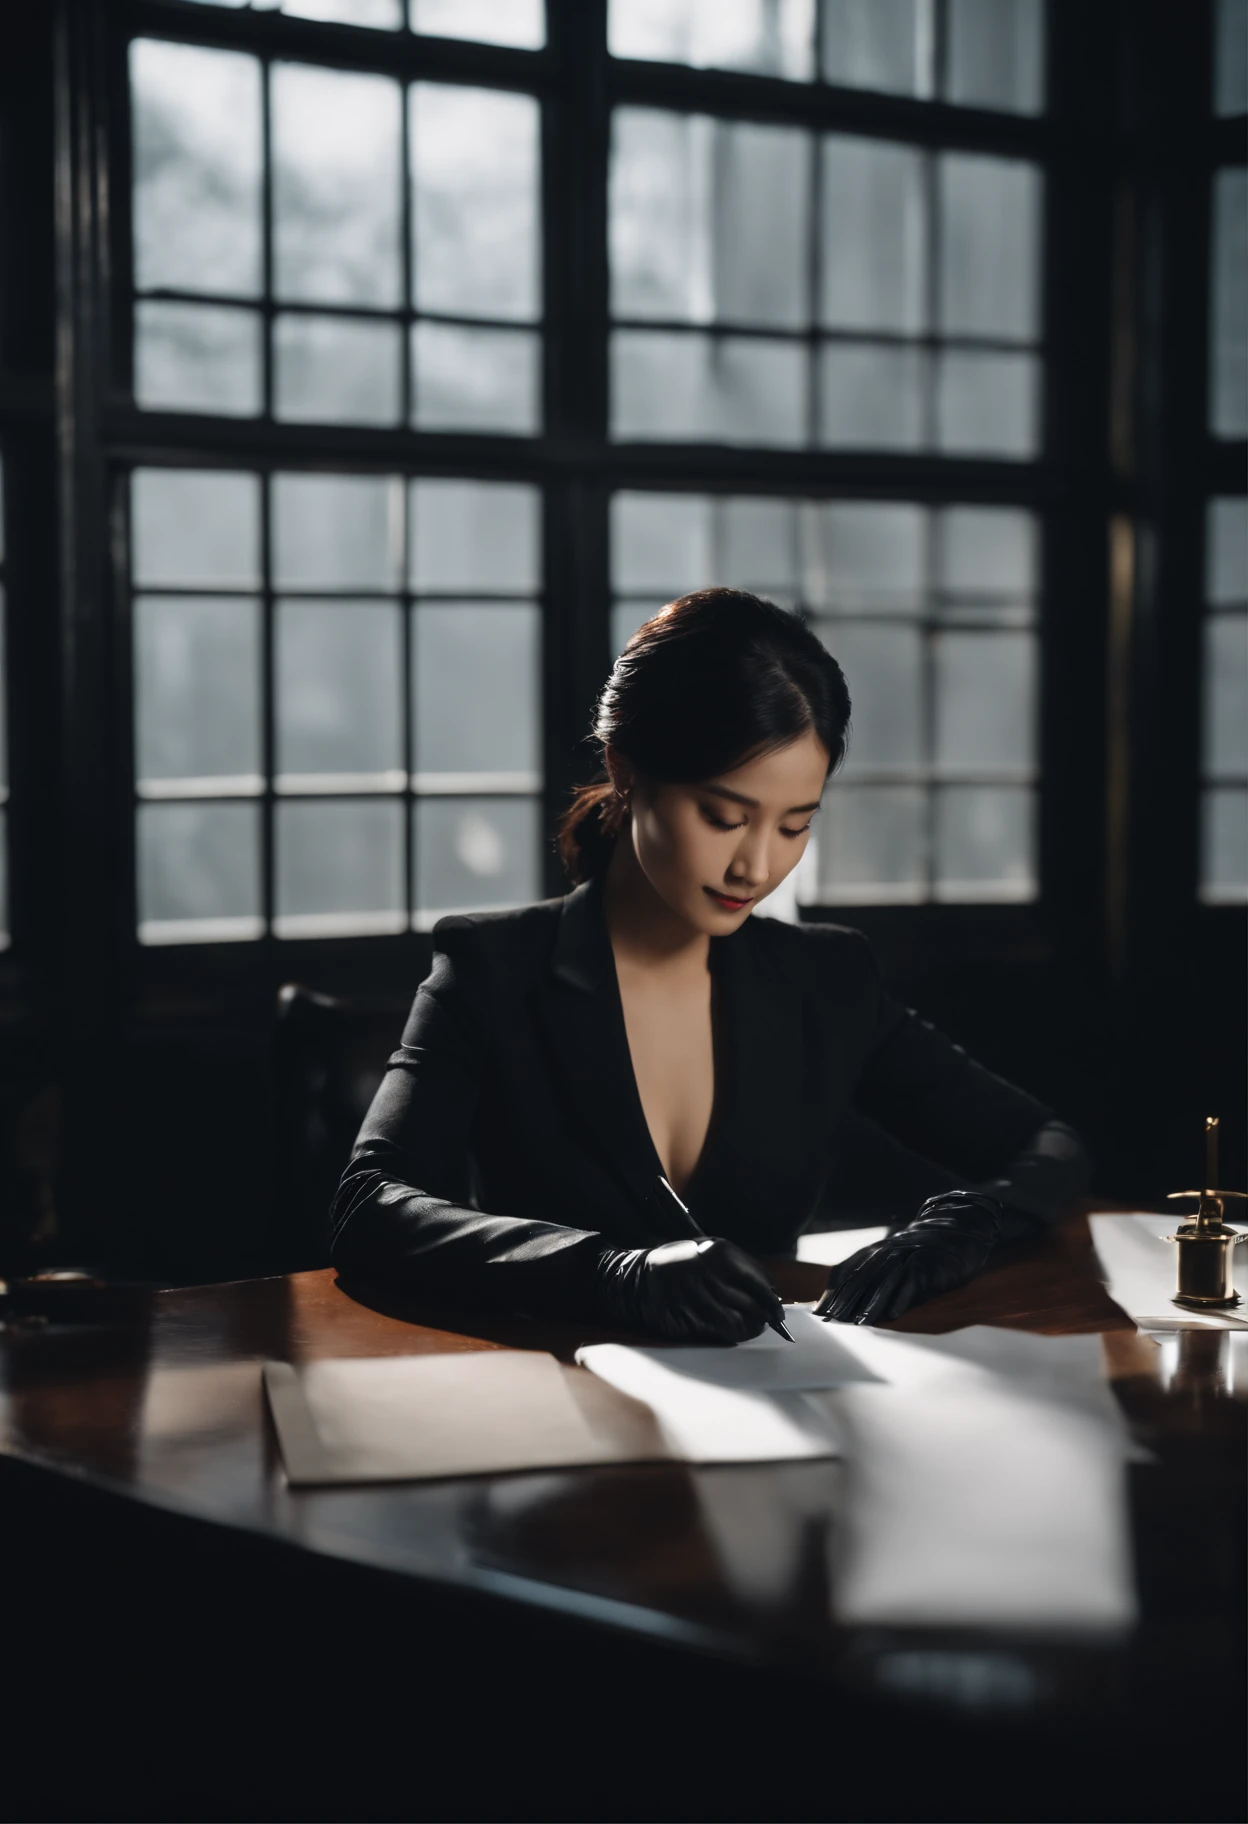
0, 0, 1243, 1287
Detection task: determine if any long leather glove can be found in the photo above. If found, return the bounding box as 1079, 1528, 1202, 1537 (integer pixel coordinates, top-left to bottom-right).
592, 1236, 783, 1344
814, 1189, 1003, 1327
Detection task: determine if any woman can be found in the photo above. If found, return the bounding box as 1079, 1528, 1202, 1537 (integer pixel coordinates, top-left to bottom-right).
331, 589, 1089, 1341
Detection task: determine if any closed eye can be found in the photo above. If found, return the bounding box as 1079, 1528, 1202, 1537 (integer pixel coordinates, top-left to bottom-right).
780, 823, 814, 838
701, 808, 747, 832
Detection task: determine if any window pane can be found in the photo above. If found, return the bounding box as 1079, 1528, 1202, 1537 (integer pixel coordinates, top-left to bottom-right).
411, 84, 540, 321
613, 330, 806, 444
934, 786, 1034, 901
1215, 0, 1248, 116
135, 303, 262, 417
276, 601, 404, 786
817, 784, 925, 903
938, 154, 1040, 340
411, 322, 540, 434
1207, 497, 1248, 605
413, 604, 540, 779
609, 0, 815, 79
275, 799, 406, 937
818, 343, 924, 449
413, 796, 540, 921
933, 630, 1034, 776
612, 111, 810, 329
272, 65, 402, 307
284, 0, 402, 23
273, 474, 403, 591
274, 314, 402, 425
131, 40, 262, 297
937, 506, 1037, 619
944, 0, 1044, 115
135, 597, 262, 790
138, 802, 263, 945
821, 0, 933, 97
1201, 787, 1248, 903
820, 137, 926, 333
804, 502, 925, 613
935, 350, 1038, 456
718, 497, 802, 601
613, 492, 713, 594
1211, 167, 1248, 439
410, 480, 540, 592
813, 621, 922, 772
1203, 614, 1248, 779
412, 0, 545, 47
132, 470, 260, 589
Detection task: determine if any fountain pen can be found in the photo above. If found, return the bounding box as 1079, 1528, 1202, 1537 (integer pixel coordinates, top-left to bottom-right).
655, 1174, 794, 1342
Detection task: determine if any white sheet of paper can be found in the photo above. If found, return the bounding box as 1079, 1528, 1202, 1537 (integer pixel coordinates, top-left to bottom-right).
1090, 1212, 1248, 1332
580, 1307, 886, 1395
795, 1225, 889, 1266
831, 1380, 1138, 1633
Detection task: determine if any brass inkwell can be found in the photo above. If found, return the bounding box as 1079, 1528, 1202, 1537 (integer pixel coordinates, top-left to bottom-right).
1165, 1116, 1247, 1309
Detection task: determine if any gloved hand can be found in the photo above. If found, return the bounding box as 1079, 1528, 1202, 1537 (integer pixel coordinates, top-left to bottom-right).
814, 1190, 1003, 1327
592, 1236, 783, 1344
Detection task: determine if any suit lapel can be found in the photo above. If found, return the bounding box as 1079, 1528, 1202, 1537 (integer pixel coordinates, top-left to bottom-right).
710, 920, 811, 1194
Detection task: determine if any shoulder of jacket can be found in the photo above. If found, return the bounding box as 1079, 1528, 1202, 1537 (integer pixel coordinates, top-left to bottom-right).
748, 913, 874, 974
430, 897, 565, 979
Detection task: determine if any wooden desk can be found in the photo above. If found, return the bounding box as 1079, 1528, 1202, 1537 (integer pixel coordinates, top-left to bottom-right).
1, 1206, 1242, 1824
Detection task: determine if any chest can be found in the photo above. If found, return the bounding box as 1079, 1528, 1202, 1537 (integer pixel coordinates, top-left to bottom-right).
615, 967, 716, 1197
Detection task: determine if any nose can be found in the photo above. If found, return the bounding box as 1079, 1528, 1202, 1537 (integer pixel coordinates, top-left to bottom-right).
725, 828, 771, 892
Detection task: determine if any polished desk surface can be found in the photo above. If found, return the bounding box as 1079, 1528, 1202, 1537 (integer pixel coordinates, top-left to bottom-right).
0, 1204, 1243, 1719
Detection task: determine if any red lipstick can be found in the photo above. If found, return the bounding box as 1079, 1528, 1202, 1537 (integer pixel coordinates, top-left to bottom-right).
704, 888, 753, 912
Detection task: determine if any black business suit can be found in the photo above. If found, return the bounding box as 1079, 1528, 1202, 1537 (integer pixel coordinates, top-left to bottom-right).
331, 877, 1089, 1315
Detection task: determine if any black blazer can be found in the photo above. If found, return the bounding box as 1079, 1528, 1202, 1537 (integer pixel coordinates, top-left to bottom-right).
331, 879, 1086, 1316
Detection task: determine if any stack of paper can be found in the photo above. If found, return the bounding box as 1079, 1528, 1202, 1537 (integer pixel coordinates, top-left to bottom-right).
1090, 1212, 1248, 1332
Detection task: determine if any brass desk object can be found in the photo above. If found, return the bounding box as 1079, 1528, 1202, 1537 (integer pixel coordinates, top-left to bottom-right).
1165, 1116, 1248, 1308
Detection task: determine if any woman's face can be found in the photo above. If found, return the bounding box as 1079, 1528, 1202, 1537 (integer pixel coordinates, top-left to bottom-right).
610, 730, 830, 936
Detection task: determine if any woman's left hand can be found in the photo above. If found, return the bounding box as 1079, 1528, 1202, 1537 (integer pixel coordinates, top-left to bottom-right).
814, 1190, 1003, 1326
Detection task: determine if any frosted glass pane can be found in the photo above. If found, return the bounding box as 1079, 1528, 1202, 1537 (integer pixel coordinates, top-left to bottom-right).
612, 331, 806, 444
277, 601, 404, 782
818, 785, 924, 903
411, 322, 540, 434
1202, 787, 1248, 901
819, 343, 924, 449
939, 155, 1040, 340
274, 315, 402, 425
936, 351, 1038, 456
135, 597, 262, 786
1204, 615, 1248, 779
284, 0, 401, 22
273, 474, 402, 590
813, 620, 922, 772
612, 492, 713, 593
612, 111, 809, 328
933, 631, 1034, 776
411, 84, 539, 320
804, 502, 925, 613
718, 497, 802, 600
135, 302, 261, 417
412, 0, 545, 46
410, 480, 539, 591
934, 786, 1034, 901
609, 0, 814, 78
1211, 168, 1248, 439
945, 0, 1044, 115
275, 799, 406, 936
138, 802, 262, 943
820, 137, 926, 333
822, 0, 933, 96
414, 796, 539, 916
132, 470, 260, 589
130, 39, 261, 297
1207, 498, 1248, 604
273, 65, 401, 307
413, 604, 540, 776
1215, 0, 1248, 115
938, 506, 1036, 598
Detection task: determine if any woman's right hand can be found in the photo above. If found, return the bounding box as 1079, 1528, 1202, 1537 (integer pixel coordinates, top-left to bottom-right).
592, 1236, 782, 1343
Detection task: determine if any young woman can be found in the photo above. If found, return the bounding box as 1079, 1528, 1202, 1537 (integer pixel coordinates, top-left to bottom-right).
331, 589, 1089, 1341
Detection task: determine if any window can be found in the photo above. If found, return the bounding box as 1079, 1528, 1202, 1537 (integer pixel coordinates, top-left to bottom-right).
131, 468, 542, 943
612, 491, 1037, 903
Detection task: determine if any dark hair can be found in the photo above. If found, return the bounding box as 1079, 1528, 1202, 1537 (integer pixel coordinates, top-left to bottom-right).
558, 587, 851, 884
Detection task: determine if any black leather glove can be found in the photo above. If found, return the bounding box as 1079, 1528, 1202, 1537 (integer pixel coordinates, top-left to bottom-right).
591, 1236, 783, 1344
814, 1190, 1003, 1327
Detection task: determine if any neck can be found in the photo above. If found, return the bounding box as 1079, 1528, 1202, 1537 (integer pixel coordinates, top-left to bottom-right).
601, 825, 709, 972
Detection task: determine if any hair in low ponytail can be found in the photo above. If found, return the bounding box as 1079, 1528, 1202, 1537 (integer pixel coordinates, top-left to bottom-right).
557, 588, 851, 885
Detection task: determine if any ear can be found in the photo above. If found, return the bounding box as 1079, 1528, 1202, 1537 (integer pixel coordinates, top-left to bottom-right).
603, 746, 636, 798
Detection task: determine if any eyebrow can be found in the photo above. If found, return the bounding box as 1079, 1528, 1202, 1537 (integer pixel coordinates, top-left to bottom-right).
702, 783, 823, 817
